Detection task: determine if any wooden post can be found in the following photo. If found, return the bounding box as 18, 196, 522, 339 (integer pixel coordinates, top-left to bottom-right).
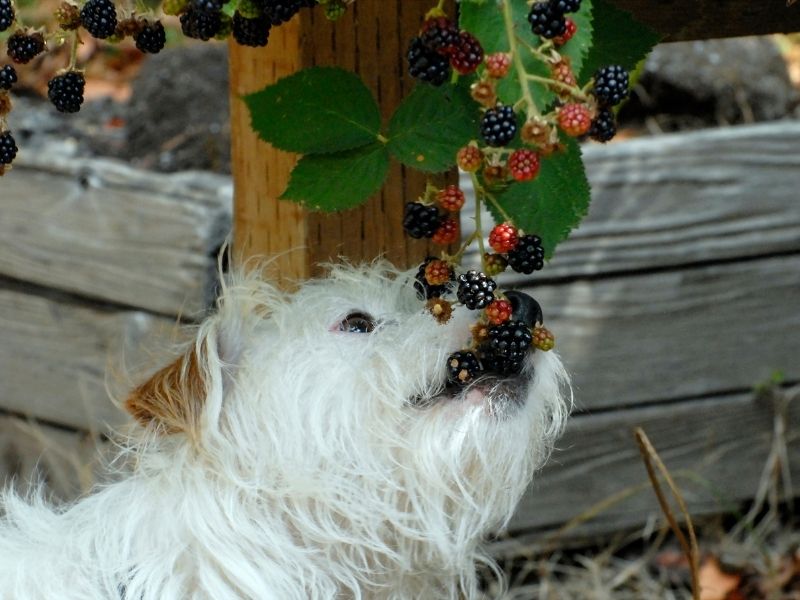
229, 3, 452, 282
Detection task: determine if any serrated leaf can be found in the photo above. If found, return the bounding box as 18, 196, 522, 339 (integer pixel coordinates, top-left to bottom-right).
280, 143, 390, 212
244, 67, 381, 154
386, 83, 479, 173
580, 0, 660, 84
461, 0, 593, 111
490, 138, 590, 258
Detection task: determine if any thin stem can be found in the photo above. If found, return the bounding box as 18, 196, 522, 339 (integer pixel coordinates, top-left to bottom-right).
473, 185, 487, 262
67, 30, 80, 71
450, 231, 480, 264
525, 73, 588, 101
502, 0, 540, 119
483, 188, 514, 224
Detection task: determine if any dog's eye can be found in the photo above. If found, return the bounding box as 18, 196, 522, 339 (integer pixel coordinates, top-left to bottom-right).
338, 312, 377, 334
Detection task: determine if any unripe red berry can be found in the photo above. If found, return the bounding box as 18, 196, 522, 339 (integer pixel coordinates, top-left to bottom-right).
532, 326, 555, 351
432, 217, 459, 245
457, 144, 483, 172
424, 259, 452, 285
437, 185, 465, 212
557, 103, 592, 137
485, 299, 513, 325
488, 223, 519, 253
507, 148, 541, 182
484, 52, 511, 78
552, 17, 577, 46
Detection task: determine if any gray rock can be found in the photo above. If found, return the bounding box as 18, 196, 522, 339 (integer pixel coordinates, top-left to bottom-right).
624, 37, 798, 129
124, 43, 231, 173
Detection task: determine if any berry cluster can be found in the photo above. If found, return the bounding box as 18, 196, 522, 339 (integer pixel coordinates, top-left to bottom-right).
0, 0, 353, 174
407, 14, 484, 87
402, 183, 464, 246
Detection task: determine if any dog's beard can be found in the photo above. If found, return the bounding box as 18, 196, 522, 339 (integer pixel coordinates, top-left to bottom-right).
409, 372, 530, 419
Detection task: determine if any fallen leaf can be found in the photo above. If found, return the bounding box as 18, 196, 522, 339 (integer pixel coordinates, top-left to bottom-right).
699, 556, 741, 600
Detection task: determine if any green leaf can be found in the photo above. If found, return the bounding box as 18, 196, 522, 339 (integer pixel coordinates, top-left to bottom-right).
461, 0, 593, 110
490, 138, 590, 258
580, 0, 660, 84
386, 83, 479, 173
280, 143, 390, 212
244, 67, 382, 154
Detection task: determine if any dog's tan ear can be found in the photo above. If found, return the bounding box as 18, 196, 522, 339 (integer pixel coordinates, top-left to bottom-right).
125, 344, 207, 436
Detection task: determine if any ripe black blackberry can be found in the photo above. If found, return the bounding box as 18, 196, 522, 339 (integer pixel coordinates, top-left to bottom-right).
527, 1, 567, 39
407, 36, 450, 87
414, 257, 452, 300
134, 21, 166, 53
488, 320, 533, 358
480, 104, 517, 147
47, 71, 85, 113
592, 65, 629, 106
403, 201, 441, 239
507, 234, 545, 274
192, 0, 224, 12
446, 351, 483, 386
0, 64, 17, 90
0, 130, 17, 165
0, 0, 14, 33
479, 346, 526, 377
420, 16, 459, 55
552, 0, 581, 13
180, 7, 222, 40
450, 31, 483, 75
588, 107, 617, 143
456, 270, 497, 310
80, 0, 118, 39
232, 12, 270, 47
6, 31, 45, 64
262, 0, 304, 25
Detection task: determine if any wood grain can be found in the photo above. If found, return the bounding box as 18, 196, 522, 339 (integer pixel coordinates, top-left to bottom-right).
1, 144, 231, 317
0, 416, 104, 501
464, 122, 800, 283
530, 254, 800, 412
496, 390, 800, 550
608, 0, 800, 42
228, 2, 455, 282
0, 284, 175, 430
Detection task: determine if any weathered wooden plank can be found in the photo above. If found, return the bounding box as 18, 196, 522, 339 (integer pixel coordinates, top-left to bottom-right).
498, 389, 800, 553
608, 0, 800, 42
465, 122, 800, 282
531, 254, 800, 411
0, 283, 175, 430
1, 141, 232, 317
0, 416, 103, 501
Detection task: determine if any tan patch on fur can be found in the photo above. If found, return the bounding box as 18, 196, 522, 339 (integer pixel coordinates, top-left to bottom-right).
125, 345, 206, 436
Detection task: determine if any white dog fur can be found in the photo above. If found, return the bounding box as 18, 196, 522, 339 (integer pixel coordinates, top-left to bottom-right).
0, 262, 569, 599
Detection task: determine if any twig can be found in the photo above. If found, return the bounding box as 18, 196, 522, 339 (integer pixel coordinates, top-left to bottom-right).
634, 427, 701, 600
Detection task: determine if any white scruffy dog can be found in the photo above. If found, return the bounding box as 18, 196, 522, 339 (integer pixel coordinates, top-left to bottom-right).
0, 263, 569, 600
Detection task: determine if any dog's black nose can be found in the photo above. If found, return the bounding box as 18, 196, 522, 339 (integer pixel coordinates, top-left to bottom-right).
504, 290, 544, 327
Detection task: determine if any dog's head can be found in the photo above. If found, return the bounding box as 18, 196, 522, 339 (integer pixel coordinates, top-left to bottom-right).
125, 262, 569, 590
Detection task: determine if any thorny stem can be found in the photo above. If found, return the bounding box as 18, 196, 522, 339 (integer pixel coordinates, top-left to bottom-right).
502, 0, 540, 119
450, 231, 481, 264
483, 187, 514, 224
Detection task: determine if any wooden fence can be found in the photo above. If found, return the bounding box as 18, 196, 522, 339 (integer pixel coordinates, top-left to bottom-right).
1, 122, 798, 539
